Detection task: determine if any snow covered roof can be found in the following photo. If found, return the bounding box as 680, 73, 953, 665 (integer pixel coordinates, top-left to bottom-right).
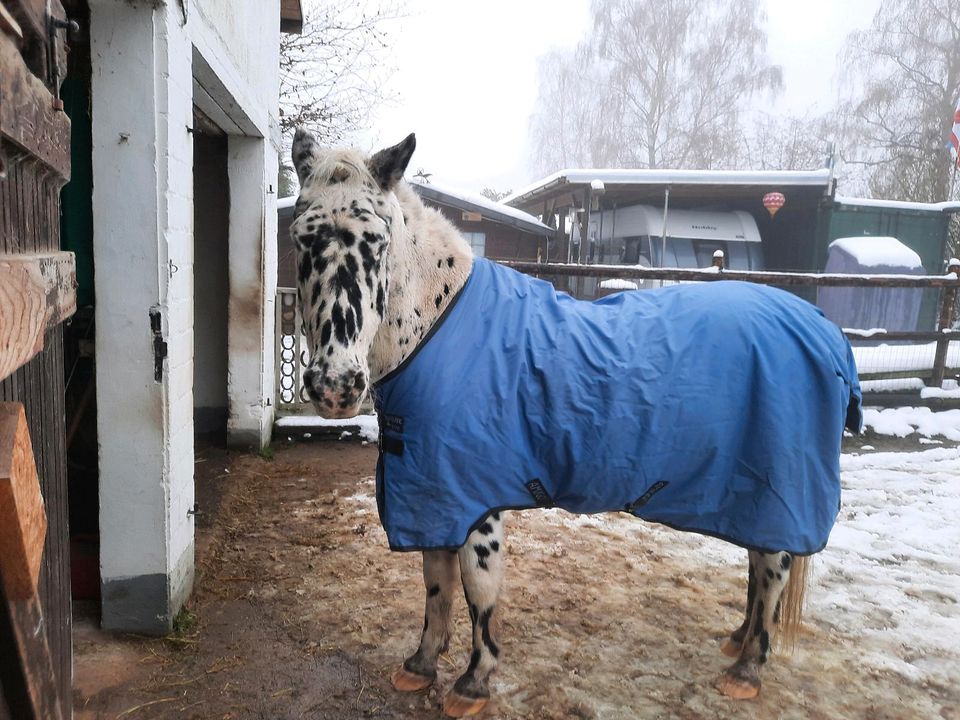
276, 183, 552, 236
504, 168, 833, 207
834, 196, 960, 213
829, 236, 923, 270
408, 177, 553, 235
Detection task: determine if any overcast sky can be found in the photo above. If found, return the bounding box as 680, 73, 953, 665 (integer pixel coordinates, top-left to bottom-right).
353, 0, 883, 194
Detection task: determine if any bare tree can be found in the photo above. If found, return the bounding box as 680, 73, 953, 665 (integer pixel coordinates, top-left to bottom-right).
480, 188, 513, 202
279, 0, 402, 144
836, 0, 960, 202
746, 112, 837, 171
530, 0, 782, 173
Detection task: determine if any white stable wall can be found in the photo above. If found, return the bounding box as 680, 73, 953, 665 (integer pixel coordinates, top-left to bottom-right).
91, 0, 280, 633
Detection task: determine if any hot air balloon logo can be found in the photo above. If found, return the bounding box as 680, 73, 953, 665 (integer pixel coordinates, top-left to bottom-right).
763, 192, 785, 218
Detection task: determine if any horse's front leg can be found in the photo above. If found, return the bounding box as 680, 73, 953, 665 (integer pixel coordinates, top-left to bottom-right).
443, 512, 506, 718
392, 550, 460, 692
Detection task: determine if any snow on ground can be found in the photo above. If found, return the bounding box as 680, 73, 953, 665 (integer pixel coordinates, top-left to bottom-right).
861, 406, 960, 441
817, 448, 960, 684
275, 413, 379, 442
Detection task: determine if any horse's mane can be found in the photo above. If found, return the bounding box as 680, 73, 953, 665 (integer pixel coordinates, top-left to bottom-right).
305, 148, 375, 187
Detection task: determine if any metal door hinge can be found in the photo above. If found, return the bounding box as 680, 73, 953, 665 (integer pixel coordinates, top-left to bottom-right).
149, 307, 167, 383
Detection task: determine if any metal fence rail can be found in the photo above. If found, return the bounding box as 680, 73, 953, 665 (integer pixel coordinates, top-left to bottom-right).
501, 258, 960, 387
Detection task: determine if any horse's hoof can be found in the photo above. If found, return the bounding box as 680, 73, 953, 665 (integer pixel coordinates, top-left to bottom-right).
391, 666, 435, 692
717, 671, 760, 700
442, 691, 489, 717
720, 638, 742, 658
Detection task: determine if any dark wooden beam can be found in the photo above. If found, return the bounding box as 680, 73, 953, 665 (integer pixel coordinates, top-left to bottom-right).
0, 32, 71, 179
0, 587, 63, 720
0, 252, 77, 381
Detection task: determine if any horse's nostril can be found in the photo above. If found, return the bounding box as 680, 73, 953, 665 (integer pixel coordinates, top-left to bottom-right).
304, 367, 317, 386
353, 373, 366, 391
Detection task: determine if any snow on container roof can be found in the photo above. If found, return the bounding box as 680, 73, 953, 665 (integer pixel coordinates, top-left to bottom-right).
504, 168, 832, 205
834, 196, 960, 213
409, 177, 553, 235
828, 236, 923, 269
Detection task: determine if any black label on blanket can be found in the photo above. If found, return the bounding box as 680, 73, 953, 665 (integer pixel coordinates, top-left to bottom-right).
525, 480, 554, 507
382, 414, 404, 433
626, 481, 669, 512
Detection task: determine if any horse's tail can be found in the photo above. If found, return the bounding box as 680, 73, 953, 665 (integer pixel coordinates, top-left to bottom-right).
776, 554, 809, 652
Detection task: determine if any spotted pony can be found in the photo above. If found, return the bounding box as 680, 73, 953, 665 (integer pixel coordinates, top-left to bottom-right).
290, 129, 829, 717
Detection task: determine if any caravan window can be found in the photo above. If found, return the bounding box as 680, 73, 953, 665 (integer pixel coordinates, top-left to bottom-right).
619, 236, 651, 264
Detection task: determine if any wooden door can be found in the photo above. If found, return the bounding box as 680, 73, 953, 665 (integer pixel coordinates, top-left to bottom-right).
0, 0, 75, 718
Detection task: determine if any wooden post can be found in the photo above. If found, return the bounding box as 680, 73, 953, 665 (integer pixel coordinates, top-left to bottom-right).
0, 404, 47, 600
930, 258, 960, 387
0, 403, 62, 720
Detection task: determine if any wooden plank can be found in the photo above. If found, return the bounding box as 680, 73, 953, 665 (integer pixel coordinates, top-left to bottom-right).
0, 252, 76, 381
0, 2, 24, 40
499, 260, 960, 288
1, 0, 42, 45
0, 585, 64, 720
0, 403, 46, 599
0, 33, 71, 179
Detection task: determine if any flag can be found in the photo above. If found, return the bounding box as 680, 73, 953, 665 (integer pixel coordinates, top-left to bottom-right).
950, 99, 960, 167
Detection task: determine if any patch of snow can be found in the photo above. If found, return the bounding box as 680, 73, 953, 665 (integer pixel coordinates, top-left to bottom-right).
920, 385, 960, 399
834, 195, 960, 213
829, 236, 923, 269
859, 377, 925, 393
277, 195, 297, 210
862, 406, 960, 441
599, 278, 638, 290
819, 447, 960, 683
276, 413, 379, 442
843, 327, 888, 338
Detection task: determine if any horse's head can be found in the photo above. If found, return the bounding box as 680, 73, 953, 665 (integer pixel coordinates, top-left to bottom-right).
290, 129, 416, 417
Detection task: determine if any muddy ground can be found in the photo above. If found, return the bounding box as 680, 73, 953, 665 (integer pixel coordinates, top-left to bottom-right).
74, 437, 958, 720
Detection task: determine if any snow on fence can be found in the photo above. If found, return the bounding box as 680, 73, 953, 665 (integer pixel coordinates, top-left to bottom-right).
275, 259, 960, 414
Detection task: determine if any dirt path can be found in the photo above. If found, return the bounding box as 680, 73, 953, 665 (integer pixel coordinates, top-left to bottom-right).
74, 439, 957, 720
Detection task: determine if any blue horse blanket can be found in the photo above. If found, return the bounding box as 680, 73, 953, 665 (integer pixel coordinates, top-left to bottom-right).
373, 258, 862, 555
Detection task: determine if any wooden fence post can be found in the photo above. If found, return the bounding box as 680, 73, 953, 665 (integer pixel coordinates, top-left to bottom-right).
930, 258, 960, 388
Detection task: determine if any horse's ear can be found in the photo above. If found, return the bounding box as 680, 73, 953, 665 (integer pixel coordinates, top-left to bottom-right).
368, 133, 416, 191
292, 127, 318, 184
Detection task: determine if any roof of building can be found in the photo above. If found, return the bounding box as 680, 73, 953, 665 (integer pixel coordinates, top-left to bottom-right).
504, 168, 834, 211
833, 195, 960, 214
277, 179, 554, 236
408, 178, 553, 235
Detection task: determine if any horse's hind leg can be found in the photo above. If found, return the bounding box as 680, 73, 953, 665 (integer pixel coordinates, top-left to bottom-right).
718, 551, 792, 699
443, 512, 506, 718
721, 554, 757, 658
392, 550, 460, 692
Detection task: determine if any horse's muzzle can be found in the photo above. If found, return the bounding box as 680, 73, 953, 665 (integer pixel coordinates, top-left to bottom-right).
303, 367, 367, 418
